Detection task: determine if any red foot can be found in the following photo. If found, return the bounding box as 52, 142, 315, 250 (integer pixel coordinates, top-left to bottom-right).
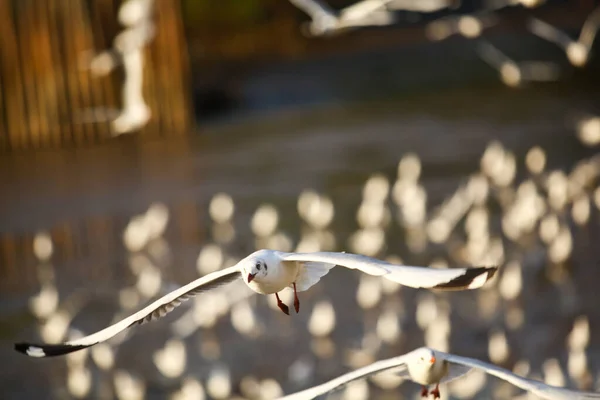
293, 283, 300, 313
275, 293, 289, 315
421, 386, 429, 398
431, 385, 441, 399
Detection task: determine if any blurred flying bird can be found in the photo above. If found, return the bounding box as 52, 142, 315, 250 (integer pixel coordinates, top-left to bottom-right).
289, 0, 396, 36
426, 12, 498, 41
278, 347, 600, 400
476, 39, 561, 87
527, 9, 600, 67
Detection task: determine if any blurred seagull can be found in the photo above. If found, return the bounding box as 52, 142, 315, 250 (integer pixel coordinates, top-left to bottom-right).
426, 12, 498, 41
387, 0, 457, 13
14, 250, 496, 358
289, 0, 396, 36
278, 347, 600, 400
527, 9, 600, 67
487, 0, 546, 9
476, 39, 561, 87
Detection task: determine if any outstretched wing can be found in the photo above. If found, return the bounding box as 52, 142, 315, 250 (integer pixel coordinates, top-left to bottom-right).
442, 352, 600, 400
15, 266, 241, 358
281, 252, 497, 291
579, 7, 600, 48
278, 350, 418, 400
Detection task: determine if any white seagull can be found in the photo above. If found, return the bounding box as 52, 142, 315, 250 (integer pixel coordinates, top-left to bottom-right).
278, 347, 600, 400
14, 250, 496, 358
527, 9, 600, 67
475, 39, 561, 88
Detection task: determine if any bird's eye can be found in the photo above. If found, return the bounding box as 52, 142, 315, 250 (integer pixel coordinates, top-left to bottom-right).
255, 262, 262, 270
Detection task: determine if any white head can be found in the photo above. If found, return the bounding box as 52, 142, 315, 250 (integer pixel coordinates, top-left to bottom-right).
413, 347, 437, 367
405, 347, 440, 385
243, 249, 276, 284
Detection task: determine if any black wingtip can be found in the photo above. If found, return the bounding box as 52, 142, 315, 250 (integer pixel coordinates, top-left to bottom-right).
14, 342, 91, 358
14, 342, 31, 354
435, 266, 498, 290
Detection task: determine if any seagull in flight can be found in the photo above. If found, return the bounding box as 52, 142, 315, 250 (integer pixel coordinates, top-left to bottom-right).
527, 8, 600, 67
278, 347, 600, 400
289, 0, 395, 36
14, 250, 496, 358
475, 39, 561, 87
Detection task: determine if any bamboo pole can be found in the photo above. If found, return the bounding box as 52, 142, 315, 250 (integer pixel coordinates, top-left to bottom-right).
153, 3, 172, 136
88, 0, 120, 139
0, 55, 6, 152
64, 0, 86, 146
16, 2, 41, 149
33, 1, 56, 147
72, 0, 97, 145
0, 1, 27, 151
37, 0, 62, 148
47, 0, 71, 148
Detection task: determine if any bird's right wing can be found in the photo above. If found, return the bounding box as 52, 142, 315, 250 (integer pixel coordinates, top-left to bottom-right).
442, 352, 600, 400
288, 0, 336, 19
277, 351, 418, 400
14, 266, 241, 358
527, 17, 574, 48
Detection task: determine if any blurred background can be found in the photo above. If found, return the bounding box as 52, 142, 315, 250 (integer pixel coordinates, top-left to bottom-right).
1, 0, 600, 399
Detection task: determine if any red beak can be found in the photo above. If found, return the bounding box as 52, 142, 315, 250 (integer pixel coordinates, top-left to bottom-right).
247, 273, 256, 283
430, 356, 436, 364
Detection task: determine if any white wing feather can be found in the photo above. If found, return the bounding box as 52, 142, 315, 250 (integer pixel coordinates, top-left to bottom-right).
278, 347, 600, 400
15, 266, 241, 357
277, 351, 418, 400
442, 353, 600, 400
281, 252, 497, 290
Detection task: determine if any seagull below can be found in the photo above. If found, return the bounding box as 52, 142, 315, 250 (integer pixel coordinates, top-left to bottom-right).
278, 347, 600, 400
14, 250, 497, 358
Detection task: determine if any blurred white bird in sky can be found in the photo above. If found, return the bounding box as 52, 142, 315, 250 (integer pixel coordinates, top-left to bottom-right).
279, 347, 600, 400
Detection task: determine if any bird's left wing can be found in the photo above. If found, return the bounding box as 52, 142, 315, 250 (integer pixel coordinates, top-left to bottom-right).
579, 7, 600, 48
14, 266, 241, 358
277, 350, 418, 400
281, 252, 497, 290
442, 352, 600, 400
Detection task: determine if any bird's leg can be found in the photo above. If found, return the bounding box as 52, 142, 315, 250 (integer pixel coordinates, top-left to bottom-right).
293, 282, 300, 313
430, 384, 441, 399
275, 293, 289, 315
420, 386, 429, 397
